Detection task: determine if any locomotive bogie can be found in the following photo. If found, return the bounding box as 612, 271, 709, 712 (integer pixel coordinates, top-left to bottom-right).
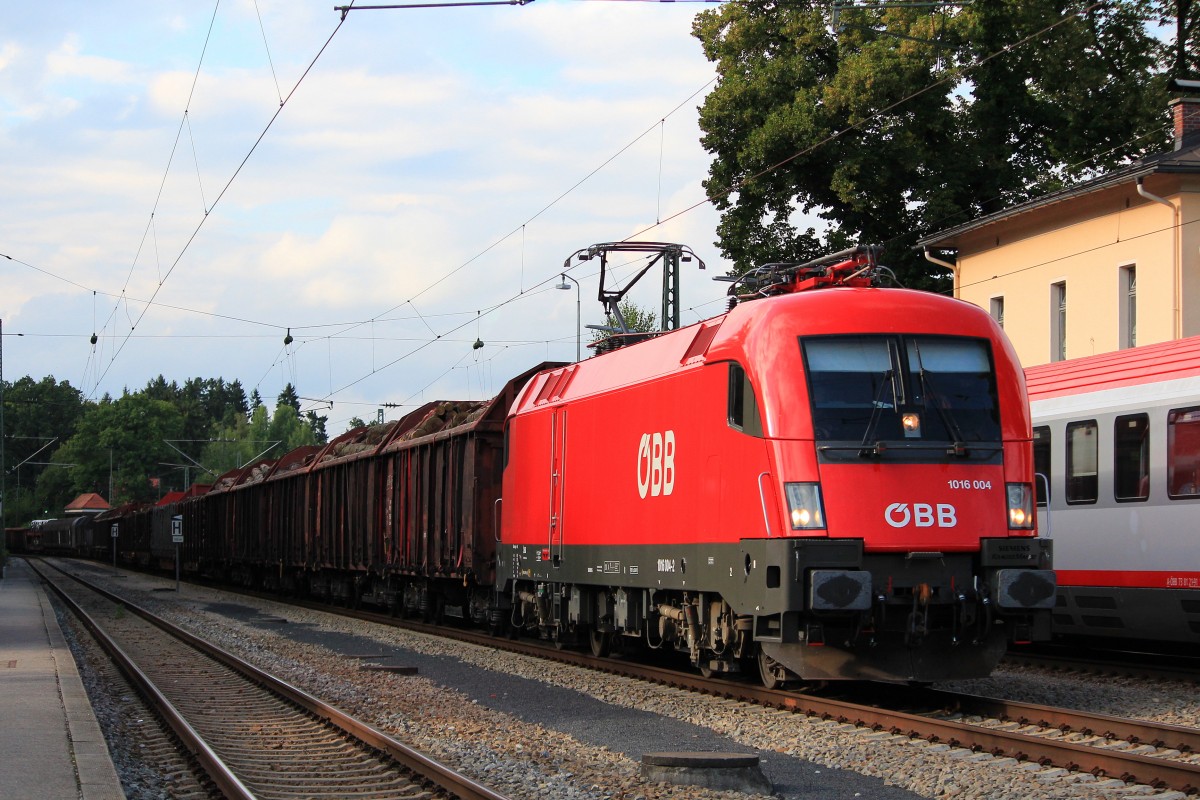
499, 531, 1053, 680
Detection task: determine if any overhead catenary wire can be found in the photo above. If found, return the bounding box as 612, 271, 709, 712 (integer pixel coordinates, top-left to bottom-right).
324, 77, 717, 350
87, 2, 355, 400
91, 1, 223, 375
254, 0, 285, 105
9, 0, 1177, 424
9, 2, 717, 405
293, 0, 1158, 415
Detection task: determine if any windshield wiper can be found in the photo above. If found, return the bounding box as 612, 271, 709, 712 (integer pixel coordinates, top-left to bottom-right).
910, 341, 971, 458
859, 369, 895, 458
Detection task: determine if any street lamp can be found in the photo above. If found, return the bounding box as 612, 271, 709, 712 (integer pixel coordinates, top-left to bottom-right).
555, 273, 580, 362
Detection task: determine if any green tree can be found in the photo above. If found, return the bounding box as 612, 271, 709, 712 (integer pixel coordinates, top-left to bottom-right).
42, 392, 183, 506
225, 379, 249, 423
1139, 0, 1199, 78
305, 410, 329, 444
276, 384, 301, 415
588, 300, 659, 344
268, 402, 314, 453
692, 0, 1169, 287
247, 405, 272, 456
199, 415, 252, 477
2, 376, 86, 523
198, 403, 286, 476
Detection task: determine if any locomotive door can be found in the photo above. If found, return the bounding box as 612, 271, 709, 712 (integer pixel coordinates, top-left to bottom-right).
549, 406, 567, 567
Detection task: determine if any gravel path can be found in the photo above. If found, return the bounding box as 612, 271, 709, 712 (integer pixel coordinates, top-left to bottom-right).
59, 562, 1200, 800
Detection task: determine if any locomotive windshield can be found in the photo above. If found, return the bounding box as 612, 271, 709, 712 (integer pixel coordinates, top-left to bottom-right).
802, 335, 1001, 460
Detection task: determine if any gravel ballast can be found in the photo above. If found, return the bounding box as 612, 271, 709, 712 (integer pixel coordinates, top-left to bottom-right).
58, 562, 1199, 800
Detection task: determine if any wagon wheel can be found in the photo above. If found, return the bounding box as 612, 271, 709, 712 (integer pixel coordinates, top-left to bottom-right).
550, 626, 571, 650
757, 649, 788, 690
588, 628, 611, 658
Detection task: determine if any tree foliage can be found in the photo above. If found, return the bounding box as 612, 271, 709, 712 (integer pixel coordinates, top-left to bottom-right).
2, 376, 85, 524
588, 300, 660, 344
38, 392, 183, 508
692, 0, 1182, 287
3, 372, 325, 524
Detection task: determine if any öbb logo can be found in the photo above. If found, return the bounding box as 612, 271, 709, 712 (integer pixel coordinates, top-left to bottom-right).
885, 503, 957, 528
637, 431, 675, 498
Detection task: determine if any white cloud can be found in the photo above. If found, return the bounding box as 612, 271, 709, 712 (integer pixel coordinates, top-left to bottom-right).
46, 33, 132, 83
0, 42, 20, 72
1, 1, 732, 424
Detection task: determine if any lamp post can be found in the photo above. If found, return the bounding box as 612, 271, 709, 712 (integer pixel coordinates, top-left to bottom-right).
555, 273, 580, 362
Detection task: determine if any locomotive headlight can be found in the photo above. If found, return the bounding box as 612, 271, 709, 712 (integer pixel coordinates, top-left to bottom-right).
1006, 483, 1035, 529
901, 412, 921, 438
785, 483, 826, 530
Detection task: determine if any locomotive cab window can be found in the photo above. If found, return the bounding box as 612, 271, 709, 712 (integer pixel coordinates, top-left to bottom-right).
727, 362, 763, 436
1114, 413, 1149, 502
1065, 420, 1098, 504
1168, 406, 1200, 498
1033, 426, 1051, 506
801, 334, 1000, 460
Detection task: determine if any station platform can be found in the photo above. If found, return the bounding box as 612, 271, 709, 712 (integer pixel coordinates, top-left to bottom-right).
0, 558, 124, 800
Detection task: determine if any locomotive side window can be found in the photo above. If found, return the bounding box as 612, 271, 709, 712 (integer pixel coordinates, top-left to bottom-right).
727, 363, 763, 436
1114, 413, 1149, 502
1065, 420, 1098, 504
801, 335, 1000, 455
1033, 426, 1051, 506
1167, 406, 1200, 498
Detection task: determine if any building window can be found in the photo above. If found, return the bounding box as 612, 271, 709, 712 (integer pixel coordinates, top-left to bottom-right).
1168, 406, 1200, 498
1114, 413, 1149, 501
1065, 419, 1097, 504
1033, 425, 1051, 506
1119, 265, 1136, 349
1051, 282, 1067, 362
990, 296, 1005, 328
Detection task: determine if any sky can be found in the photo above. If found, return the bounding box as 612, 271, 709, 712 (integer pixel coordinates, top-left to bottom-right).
1, 0, 736, 433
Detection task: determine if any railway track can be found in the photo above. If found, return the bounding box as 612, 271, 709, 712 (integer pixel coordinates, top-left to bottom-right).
229, 586, 1200, 796
31, 560, 510, 800
55, 598, 214, 800
46, 560, 1200, 797
1004, 644, 1200, 684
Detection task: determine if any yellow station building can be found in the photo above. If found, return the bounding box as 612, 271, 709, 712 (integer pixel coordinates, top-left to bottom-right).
919, 96, 1200, 369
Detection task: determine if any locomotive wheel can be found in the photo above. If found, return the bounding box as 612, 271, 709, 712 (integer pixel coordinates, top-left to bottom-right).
757, 650, 787, 690
588, 628, 611, 658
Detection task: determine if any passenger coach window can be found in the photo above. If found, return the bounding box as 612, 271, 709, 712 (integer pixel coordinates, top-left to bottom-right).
1033, 426, 1051, 506
1114, 414, 1149, 502
728, 363, 763, 436
1168, 406, 1200, 498
1065, 420, 1098, 504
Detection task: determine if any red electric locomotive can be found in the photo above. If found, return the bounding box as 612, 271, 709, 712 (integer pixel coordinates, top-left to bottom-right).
498, 244, 1054, 684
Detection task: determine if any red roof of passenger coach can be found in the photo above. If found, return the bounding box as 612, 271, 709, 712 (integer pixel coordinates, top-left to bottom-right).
1026, 335, 1200, 401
